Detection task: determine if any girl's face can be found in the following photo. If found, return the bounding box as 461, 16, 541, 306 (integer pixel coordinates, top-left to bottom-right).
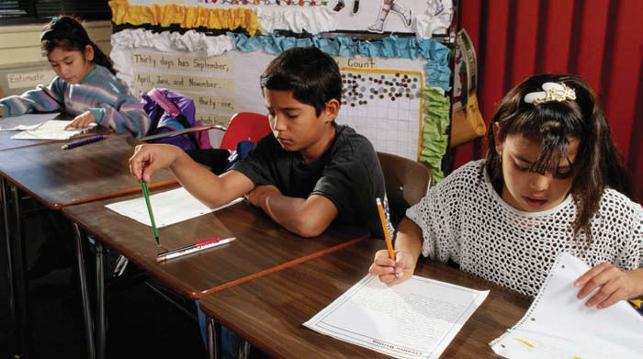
47, 45, 94, 84
495, 132, 579, 212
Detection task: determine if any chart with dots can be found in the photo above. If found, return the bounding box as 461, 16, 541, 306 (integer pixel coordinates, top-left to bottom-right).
337, 68, 424, 161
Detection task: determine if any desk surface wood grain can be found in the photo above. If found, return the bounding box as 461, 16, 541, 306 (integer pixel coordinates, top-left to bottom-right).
63, 198, 369, 299
199, 239, 531, 358
0, 134, 175, 209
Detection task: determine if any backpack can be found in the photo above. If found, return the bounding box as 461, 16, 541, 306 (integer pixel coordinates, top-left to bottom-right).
142, 88, 212, 151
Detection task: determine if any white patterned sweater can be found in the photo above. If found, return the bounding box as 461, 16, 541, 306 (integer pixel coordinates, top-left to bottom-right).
407, 160, 642, 297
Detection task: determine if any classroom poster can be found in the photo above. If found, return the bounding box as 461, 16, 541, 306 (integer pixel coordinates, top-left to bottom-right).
121, 46, 424, 160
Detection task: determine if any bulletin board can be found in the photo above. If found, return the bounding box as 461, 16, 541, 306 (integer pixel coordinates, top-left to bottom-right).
109, 0, 454, 177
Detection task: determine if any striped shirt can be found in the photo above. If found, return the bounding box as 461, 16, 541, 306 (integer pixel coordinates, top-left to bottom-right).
0, 65, 149, 137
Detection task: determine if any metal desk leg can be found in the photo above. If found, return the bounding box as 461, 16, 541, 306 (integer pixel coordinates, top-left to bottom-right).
1, 178, 17, 356
10, 184, 29, 358
95, 241, 106, 359
73, 224, 95, 359
207, 317, 220, 359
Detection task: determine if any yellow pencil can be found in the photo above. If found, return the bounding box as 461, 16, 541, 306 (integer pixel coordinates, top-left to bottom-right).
376, 197, 395, 259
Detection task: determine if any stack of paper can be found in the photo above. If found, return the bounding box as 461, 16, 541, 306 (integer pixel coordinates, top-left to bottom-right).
0, 113, 60, 131
304, 275, 489, 359
106, 187, 243, 228
491, 252, 643, 358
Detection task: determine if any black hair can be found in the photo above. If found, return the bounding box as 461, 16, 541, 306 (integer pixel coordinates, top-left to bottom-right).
260, 47, 342, 116
485, 74, 632, 238
40, 16, 116, 75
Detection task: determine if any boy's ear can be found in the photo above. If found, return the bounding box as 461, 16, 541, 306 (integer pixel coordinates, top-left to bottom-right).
84, 45, 95, 62
322, 99, 340, 123
493, 122, 503, 154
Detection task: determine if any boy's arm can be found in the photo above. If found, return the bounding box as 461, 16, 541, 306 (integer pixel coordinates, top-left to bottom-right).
246, 185, 338, 238
130, 144, 254, 208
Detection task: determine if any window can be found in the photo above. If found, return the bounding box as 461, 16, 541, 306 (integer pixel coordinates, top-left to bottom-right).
0, 0, 111, 24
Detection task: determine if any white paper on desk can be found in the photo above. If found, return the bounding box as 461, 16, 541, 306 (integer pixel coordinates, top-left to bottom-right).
304, 274, 489, 359
105, 187, 243, 228
490, 252, 643, 359
10, 119, 82, 140
0, 113, 60, 130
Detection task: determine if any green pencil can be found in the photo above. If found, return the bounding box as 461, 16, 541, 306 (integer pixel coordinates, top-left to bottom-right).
140, 180, 160, 245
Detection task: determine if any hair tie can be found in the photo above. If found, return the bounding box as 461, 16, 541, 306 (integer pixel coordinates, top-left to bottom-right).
524, 82, 576, 105
40, 16, 62, 41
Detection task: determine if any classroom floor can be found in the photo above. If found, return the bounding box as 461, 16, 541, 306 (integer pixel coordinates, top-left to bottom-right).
0, 208, 206, 359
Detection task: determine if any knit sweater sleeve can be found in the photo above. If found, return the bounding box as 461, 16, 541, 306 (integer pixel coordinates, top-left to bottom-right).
93, 94, 150, 138
86, 67, 151, 138
0, 78, 65, 116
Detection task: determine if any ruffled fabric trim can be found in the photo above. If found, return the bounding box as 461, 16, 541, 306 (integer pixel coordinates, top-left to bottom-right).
230, 33, 451, 91
256, 5, 336, 34
421, 88, 450, 181
111, 28, 235, 55
110, 29, 235, 90
108, 0, 260, 35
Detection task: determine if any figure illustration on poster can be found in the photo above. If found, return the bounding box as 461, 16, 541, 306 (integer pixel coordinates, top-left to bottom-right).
368, 0, 413, 33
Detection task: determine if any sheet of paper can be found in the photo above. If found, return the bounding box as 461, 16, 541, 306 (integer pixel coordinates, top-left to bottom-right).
10, 120, 82, 140
0, 113, 60, 131
490, 252, 643, 359
105, 187, 243, 228
304, 274, 489, 359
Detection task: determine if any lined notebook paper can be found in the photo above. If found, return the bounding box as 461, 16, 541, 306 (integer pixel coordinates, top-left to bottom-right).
491, 252, 643, 358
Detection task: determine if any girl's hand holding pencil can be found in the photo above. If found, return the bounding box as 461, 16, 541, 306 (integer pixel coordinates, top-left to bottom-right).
369, 249, 416, 285
370, 197, 415, 285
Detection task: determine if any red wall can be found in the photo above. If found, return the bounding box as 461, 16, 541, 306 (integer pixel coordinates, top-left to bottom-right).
454, 0, 643, 202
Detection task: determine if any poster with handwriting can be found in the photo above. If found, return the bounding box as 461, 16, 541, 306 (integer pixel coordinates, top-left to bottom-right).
127, 49, 425, 160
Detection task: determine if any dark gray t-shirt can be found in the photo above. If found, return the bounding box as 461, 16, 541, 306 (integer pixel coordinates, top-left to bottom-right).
231, 124, 385, 237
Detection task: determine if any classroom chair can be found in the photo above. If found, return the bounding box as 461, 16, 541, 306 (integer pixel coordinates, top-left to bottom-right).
219, 112, 271, 151
377, 152, 432, 225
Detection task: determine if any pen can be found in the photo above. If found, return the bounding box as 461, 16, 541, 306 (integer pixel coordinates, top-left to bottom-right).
61, 135, 105, 150
140, 180, 160, 245
156, 236, 235, 262
376, 197, 395, 260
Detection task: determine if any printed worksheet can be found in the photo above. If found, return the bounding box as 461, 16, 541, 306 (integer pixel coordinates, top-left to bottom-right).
0, 113, 60, 131
10, 119, 83, 140
304, 274, 489, 359
106, 187, 243, 228
491, 252, 643, 358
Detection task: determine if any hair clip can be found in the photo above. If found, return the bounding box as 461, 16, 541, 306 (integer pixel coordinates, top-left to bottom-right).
50, 16, 60, 25
524, 82, 576, 105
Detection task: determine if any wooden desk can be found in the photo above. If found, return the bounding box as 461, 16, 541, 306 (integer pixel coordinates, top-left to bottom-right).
63, 198, 366, 299
199, 239, 531, 358
0, 134, 175, 209
62, 197, 367, 358
0, 134, 175, 359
